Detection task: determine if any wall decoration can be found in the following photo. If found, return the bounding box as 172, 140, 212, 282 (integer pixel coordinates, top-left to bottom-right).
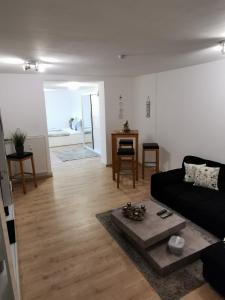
119, 95, 124, 119
146, 96, 151, 118
123, 120, 130, 132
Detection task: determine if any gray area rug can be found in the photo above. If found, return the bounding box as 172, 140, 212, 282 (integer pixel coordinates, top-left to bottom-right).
54, 147, 98, 162
96, 208, 218, 300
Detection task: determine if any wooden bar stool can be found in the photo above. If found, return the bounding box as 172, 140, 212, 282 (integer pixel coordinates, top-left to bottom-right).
7, 152, 38, 194
142, 143, 159, 179
111, 131, 139, 181
117, 148, 135, 188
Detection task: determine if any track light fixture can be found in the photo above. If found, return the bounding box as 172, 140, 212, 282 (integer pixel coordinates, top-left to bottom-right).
22, 60, 45, 72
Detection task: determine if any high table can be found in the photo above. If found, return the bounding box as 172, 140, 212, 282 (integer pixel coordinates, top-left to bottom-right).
111, 130, 139, 181
7, 152, 37, 194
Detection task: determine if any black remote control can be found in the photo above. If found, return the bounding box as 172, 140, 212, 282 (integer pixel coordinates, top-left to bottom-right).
157, 209, 167, 216
160, 211, 173, 219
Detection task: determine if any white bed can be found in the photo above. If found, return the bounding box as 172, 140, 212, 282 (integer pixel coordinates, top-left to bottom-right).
48, 128, 91, 147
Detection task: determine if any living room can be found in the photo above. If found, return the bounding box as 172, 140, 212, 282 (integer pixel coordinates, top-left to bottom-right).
0, 1, 225, 300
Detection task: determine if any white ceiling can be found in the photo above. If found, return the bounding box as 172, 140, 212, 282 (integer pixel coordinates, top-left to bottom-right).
1, 0, 225, 76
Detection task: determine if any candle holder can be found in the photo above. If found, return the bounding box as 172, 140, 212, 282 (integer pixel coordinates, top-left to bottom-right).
122, 202, 146, 221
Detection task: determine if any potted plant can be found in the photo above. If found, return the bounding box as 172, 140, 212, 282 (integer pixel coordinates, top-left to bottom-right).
11, 129, 27, 156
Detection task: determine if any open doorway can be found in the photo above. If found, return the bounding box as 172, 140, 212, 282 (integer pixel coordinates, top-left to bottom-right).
43, 81, 101, 167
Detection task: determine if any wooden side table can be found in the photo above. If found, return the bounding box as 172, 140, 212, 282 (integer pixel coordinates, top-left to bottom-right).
7, 152, 37, 194
111, 130, 139, 181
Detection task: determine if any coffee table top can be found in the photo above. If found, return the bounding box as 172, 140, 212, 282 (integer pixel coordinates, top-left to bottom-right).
111, 199, 186, 248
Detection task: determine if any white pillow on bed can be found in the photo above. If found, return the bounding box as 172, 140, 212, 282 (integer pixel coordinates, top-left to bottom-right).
184, 163, 206, 183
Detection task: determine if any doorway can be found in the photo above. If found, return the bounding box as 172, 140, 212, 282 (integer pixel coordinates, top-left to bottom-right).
43, 81, 101, 167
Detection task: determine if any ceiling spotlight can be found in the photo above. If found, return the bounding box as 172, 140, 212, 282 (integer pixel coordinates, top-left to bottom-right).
219, 41, 225, 55
23, 62, 31, 71
22, 60, 46, 73
118, 54, 126, 60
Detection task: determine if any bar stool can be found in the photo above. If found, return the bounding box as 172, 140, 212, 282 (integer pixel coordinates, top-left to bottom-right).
142, 143, 159, 179
7, 152, 38, 194
117, 147, 135, 188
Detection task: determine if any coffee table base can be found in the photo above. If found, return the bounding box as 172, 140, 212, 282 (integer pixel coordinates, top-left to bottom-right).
141, 227, 210, 275
111, 200, 211, 276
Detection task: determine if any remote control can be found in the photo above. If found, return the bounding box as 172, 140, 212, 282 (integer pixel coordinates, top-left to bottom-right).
157, 209, 167, 216
160, 211, 173, 219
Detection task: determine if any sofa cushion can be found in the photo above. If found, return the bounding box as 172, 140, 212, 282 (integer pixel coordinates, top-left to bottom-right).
183, 156, 225, 192
163, 182, 215, 209
162, 183, 225, 237
194, 166, 220, 190
184, 162, 206, 182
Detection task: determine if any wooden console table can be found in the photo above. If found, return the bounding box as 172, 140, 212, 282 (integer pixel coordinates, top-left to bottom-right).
111, 130, 139, 181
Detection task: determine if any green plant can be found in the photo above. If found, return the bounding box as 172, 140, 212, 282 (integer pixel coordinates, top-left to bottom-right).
11, 129, 27, 147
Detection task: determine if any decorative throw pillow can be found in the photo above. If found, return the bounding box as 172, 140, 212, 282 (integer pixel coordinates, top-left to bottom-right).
194, 166, 220, 190
184, 163, 206, 182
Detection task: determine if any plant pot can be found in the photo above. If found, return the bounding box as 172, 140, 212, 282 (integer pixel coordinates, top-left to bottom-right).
15, 145, 24, 156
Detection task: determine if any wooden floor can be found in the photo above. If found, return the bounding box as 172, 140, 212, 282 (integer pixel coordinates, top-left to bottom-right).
13, 156, 222, 300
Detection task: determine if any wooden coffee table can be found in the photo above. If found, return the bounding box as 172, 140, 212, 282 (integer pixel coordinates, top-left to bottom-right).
111, 199, 211, 275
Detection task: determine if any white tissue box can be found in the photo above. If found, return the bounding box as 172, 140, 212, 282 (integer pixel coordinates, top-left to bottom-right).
168, 235, 185, 255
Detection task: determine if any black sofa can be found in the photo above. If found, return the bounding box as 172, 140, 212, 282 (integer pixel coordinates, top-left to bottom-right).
201, 241, 225, 297
151, 155, 225, 239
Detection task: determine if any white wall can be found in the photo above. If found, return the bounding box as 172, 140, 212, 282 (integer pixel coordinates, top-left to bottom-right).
0, 74, 51, 175
91, 94, 101, 154
0, 75, 47, 138
133, 59, 225, 170
44, 89, 83, 130
45, 89, 73, 130
156, 60, 225, 170
0, 74, 134, 168
71, 92, 82, 120
98, 81, 107, 163
104, 77, 134, 163
3, 60, 225, 173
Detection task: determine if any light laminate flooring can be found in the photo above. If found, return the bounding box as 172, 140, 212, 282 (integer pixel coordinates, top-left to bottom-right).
13, 156, 222, 300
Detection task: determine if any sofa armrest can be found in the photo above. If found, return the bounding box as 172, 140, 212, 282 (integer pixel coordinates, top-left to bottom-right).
151, 168, 184, 200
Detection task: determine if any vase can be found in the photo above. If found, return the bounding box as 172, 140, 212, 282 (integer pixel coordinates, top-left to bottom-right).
15, 145, 24, 156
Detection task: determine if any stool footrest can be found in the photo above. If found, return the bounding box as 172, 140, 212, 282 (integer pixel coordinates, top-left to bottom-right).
119, 170, 134, 175
144, 162, 157, 167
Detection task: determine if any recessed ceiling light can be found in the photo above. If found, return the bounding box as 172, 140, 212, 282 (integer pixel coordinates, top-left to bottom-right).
0, 57, 24, 64
118, 54, 126, 60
